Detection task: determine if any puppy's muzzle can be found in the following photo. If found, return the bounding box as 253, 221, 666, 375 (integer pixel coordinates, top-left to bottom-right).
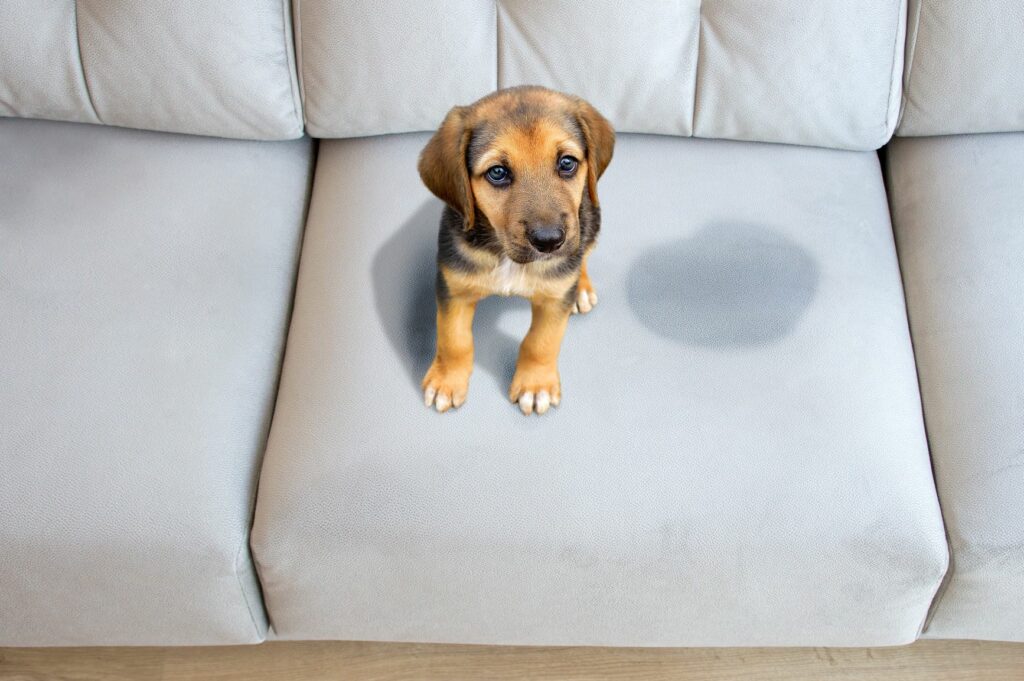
527, 225, 566, 253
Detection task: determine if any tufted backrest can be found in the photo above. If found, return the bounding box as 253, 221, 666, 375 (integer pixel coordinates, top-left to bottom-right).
0, 0, 303, 140
296, 0, 907, 151
897, 0, 1024, 136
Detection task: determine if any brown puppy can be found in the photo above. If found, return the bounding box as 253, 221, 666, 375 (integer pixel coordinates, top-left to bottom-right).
418, 86, 614, 415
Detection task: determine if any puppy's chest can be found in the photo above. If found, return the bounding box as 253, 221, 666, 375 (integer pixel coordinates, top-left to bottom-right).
486, 257, 537, 297
445, 246, 573, 299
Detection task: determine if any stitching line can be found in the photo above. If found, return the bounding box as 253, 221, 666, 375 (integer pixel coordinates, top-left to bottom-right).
72, 0, 101, 123
881, 0, 907, 145
234, 533, 268, 641
282, 0, 303, 136
897, 0, 924, 132
688, 0, 703, 137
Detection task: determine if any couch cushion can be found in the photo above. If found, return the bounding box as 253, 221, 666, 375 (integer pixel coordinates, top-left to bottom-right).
897, 1, 1024, 136
296, 0, 906, 150
0, 0, 302, 140
0, 118, 312, 645
250, 133, 947, 646
887, 134, 1024, 641
295, 0, 497, 139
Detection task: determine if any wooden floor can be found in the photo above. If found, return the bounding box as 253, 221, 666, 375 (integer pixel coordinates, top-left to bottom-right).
2, 640, 1022, 681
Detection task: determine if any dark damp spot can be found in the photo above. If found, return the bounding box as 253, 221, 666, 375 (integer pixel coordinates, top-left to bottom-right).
627, 224, 819, 347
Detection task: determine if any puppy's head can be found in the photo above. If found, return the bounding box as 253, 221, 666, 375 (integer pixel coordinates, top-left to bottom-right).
419, 86, 614, 264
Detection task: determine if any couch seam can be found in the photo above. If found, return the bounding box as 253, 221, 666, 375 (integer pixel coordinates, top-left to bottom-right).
897, 0, 923, 132
234, 532, 266, 641
881, 145, 954, 640
282, 0, 304, 136
229, 137, 318, 638
688, 0, 703, 136
242, 140, 319, 639
494, 0, 502, 88
72, 0, 101, 124
881, 0, 907, 144
919, 540, 954, 637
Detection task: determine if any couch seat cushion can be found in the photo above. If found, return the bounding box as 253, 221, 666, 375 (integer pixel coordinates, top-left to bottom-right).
888, 133, 1024, 641
251, 133, 947, 646
0, 118, 312, 645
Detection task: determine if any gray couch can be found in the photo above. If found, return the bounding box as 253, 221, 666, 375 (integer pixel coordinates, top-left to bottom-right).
1, 0, 1020, 647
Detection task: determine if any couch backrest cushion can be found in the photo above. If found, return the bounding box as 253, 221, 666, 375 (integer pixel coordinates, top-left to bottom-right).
297, 0, 906, 151
0, 0, 303, 140
897, 1, 1024, 136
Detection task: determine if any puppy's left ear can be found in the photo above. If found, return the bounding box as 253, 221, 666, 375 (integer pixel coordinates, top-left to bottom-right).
418, 106, 476, 230
574, 99, 615, 206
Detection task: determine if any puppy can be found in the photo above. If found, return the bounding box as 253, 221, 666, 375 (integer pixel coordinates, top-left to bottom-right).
418, 86, 615, 415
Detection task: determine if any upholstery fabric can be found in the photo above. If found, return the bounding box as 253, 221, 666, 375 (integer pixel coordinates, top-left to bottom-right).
0, 118, 313, 645
897, 1, 1024, 136
888, 134, 1024, 642
296, 0, 497, 138
251, 133, 948, 646
0, 0, 303, 140
295, 0, 906, 150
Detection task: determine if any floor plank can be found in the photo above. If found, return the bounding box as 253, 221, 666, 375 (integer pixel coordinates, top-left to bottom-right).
2, 640, 1022, 681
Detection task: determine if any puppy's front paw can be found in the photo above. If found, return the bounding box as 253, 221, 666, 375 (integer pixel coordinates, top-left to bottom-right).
422, 360, 470, 413
571, 280, 598, 315
509, 363, 561, 415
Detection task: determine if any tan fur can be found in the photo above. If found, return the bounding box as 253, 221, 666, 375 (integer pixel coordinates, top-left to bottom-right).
419, 87, 614, 414
469, 120, 589, 264
578, 246, 596, 301
418, 109, 476, 229
508, 296, 571, 411
421, 294, 478, 413
442, 260, 578, 301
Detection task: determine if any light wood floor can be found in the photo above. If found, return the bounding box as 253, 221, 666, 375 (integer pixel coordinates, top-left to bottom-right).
2, 640, 1023, 681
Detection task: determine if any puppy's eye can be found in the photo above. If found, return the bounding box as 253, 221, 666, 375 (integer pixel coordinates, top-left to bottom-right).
558, 156, 579, 176
485, 165, 510, 186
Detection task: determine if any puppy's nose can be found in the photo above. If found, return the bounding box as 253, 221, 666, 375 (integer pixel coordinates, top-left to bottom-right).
527, 226, 565, 253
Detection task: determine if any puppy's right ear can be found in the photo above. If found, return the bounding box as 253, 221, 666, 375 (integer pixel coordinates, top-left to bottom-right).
418, 106, 475, 230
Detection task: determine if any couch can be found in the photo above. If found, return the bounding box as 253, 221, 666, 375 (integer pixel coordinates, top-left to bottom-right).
1, 0, 1020, 647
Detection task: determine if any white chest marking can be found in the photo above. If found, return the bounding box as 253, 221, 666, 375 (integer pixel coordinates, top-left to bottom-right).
491, 257, 535, 297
